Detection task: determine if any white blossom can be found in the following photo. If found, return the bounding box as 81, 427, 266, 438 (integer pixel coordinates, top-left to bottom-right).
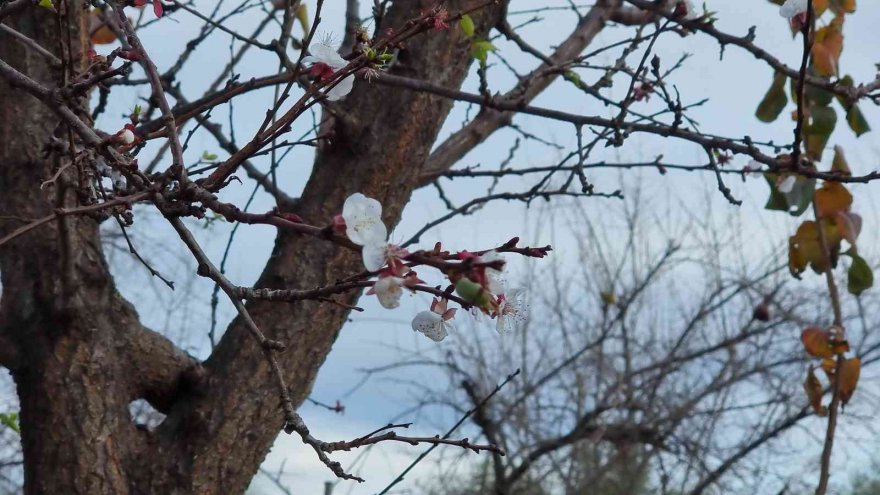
495, 289, 528, 334
780, 0, 808, 18
373, 276, 404, 309
412, 311, 454, 342
302, 40, 354, 101
342, 193, 387, 246
303, 41, 347, 69
681, 0, 700, 20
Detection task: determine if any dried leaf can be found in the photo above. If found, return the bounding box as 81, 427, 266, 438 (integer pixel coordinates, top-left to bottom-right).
820, 358, 837, 378
839, 357, 860, 405
811, 17, 844, 77
789, 220, 840, 277
804, 368, 828, 416
830, 0, 856, 14
814, 181, 852, 219
802, 327, 835, 358
836, 211, 862, 245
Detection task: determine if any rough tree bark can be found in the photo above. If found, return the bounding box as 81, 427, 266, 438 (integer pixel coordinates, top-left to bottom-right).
0, 0, 506, 493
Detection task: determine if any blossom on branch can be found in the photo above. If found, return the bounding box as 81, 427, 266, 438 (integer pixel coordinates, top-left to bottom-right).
779, 0, 808, 19
370, 276, 404, 309
673, 0, 701, 21
302, 40, 354, 101
341, 193, 387, 246
368, 271, 422, 309
494, 289, 528, 334
412, 298, 457, 342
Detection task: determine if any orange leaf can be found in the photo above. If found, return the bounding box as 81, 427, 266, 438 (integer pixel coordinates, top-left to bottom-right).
811, 18, 844, 77
839, 357, 860, 405
815, 181, 852, 219
89, 10, 118, 45
802, 327, 835, 358
830, 0, 856, 14
90, 25, 116, 45
820, 358, 837, 378
804, 367, 828, 416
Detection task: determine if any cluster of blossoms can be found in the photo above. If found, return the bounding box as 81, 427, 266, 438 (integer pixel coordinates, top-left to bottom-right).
336, 193, 529, 342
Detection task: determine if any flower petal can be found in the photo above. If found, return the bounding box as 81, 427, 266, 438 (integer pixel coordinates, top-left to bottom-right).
309, 42, 347, 69
362, 242, 388, 272
342, 193, 387, 245
412, 311, 447, 342
326, 74, 354, 101
780, 0, 808, 18
373, 277, 403, 309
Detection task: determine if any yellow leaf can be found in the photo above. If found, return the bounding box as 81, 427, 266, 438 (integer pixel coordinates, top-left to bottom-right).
839, 357, 860, 405
804, 367, 828, 416
815, 181, 852, 219
831, 146, 851, 175
789, 221, 840, 276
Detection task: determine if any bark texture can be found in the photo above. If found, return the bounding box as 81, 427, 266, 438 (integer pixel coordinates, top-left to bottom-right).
0, 0, 503, 493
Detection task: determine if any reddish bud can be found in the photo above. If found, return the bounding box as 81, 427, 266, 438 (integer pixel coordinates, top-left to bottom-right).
332, 214, 346, 235
279, 212, 304, 224
117, 49, 141, 61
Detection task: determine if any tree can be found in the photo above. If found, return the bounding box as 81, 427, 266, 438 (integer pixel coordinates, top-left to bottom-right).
411, 192, 880, 495
0, 0, 877, 493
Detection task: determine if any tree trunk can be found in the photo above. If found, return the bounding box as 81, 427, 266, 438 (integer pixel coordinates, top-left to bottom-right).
0, 0, 504, 493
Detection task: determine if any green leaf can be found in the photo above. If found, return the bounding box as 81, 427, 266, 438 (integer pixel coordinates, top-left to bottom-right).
804, 105, 837, 161
846, 103, 870, 136
847, 252, 873, 295
201, 151, 218, 161
37, 0, 54, 8
834, 75, 870, 137
469, 39, 496, 64
764, 173, 816, 216
805, 80, 834, 107
459, 14, 475, 38
756, 72, 788, 123
0, 413, 19, 435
